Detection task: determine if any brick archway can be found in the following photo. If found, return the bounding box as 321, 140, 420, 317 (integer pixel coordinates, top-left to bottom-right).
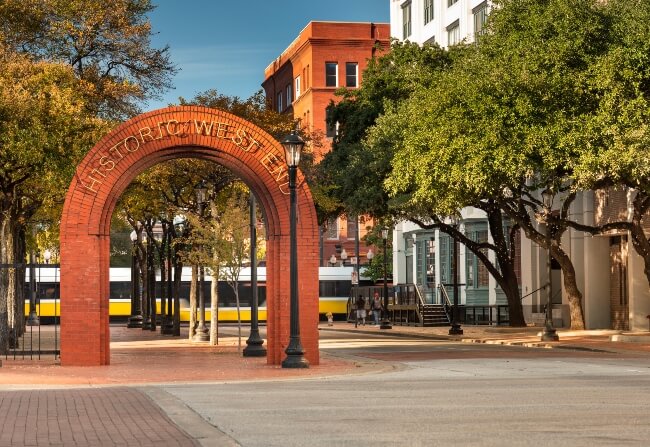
60, 106, 319, 366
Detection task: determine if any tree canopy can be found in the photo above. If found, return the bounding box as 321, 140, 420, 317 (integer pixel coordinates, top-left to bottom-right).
0, 0, 176, 120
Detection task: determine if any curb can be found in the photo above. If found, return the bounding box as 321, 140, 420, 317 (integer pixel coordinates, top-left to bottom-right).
461, 338, 614, 353
320, 326, 619, 354
319, 326, 451, 341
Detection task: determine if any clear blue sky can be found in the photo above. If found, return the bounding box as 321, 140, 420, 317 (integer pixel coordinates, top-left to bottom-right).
145, 0, 390, 111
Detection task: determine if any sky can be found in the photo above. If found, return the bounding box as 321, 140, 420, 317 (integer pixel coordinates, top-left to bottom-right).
145, 0, 390, 111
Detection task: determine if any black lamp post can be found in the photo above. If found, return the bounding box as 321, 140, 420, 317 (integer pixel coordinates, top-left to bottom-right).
541, 188, 559, 342
244, 192, 266, 357
281, 131, 309, 368
172, 215, 186, 336
193, 180, 210, 342
127, 230, 143, 328
162, 228, 175, 335
27, 249, 40, 326
380, 228, 392, 330
448, 215, 463, 335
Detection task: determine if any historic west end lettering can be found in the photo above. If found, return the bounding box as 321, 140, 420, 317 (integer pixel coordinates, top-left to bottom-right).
79, 116, 291, 194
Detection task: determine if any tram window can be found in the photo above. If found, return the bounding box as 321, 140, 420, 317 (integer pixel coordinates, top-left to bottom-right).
110, 281, 131, 300
319, 280, 351, 297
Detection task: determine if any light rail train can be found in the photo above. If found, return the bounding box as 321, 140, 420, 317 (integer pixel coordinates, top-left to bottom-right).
25, 266, 364, 321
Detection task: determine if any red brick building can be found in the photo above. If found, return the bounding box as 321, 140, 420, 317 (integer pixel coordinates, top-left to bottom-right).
262, 21, 390, 267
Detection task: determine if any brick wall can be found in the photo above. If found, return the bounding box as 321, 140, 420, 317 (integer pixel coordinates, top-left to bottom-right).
60, 106, 320, 366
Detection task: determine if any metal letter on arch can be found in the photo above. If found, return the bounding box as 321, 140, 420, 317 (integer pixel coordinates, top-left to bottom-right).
59, 106, 320, 366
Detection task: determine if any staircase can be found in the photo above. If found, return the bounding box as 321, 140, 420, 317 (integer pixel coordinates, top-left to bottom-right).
421, 304, 450, 327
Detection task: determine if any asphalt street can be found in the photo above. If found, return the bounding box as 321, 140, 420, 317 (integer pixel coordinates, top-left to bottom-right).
147, 330, 650, 447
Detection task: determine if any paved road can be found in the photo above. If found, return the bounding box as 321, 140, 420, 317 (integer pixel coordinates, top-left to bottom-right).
2, 329, 650, 446
155, 331, 650, 447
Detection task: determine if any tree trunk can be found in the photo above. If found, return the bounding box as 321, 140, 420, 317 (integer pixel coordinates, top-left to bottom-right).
486, 208, 526, 326
511, 210, 586, 330
189, 264, 198, 339
14, 225, 26, 336
209, 265, 218, 346
235, 285, 241, 352
0, 213, 12, 354
629, 192, 650, 290
551, 243, 585, 330
0, 211, 27, 353
173, 257, 182, 336
147, 241, 156, 331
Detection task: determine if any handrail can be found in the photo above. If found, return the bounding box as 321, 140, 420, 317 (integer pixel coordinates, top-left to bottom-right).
413, 284, 427, 325
437, 284, 453, 324
414, 284, 427, 308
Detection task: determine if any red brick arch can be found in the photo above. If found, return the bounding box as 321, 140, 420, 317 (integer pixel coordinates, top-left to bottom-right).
60, 106, 320, 366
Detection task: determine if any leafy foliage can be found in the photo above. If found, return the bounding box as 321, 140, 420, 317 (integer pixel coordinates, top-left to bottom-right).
0, 0, 177, 119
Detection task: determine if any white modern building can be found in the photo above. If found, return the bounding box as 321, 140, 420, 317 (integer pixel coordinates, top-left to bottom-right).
388, 0, 650, 330
389, 0, 489, 47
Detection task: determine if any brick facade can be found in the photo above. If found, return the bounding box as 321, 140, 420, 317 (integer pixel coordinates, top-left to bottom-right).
60, 106, 320, 366
263, 22, 390, 266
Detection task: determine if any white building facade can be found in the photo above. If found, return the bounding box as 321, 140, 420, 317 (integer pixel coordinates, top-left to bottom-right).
388, 0, 650, 330
390, 0, 489, 47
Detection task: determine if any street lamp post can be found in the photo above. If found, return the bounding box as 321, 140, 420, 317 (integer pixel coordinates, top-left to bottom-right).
340, 248, 348, 266
27, 249, 40, 326
281, 131, 309, 368
127, 230, 143, 328
380, 228, 392, 330
244, 192, 266, 357
366, 249, 374, 263
172, 215, 186, 337
541, 188, 559, 342
449, 215, 463, 335
162, 229, 175, 335
193, 180, 210, 342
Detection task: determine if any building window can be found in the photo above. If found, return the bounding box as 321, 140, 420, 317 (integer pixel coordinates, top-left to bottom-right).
465, 223, 489, 289
295, 75, 301, 98
473, 1, 488, 40
326, 108, 338, 138
286, 84, 292, 105
447, 20, 460, 46
325, 217, 339, 239
424, 0, 434, 24
325, 62, 338, 87
415, 237, 436, 290
425, 239, 436, 285
448, 0, 458, 6
276, 91, 283, 112
439, 233, 451, 297
402, 2, 412, 39
346, 216, 358, 240
345, 63, 358, 88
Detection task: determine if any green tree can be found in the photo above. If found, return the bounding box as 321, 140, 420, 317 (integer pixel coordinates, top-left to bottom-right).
317, 41, 454, 220
0, 48, 104, 352
0, 0, 177, 119
318, 40, 529, 326
565, 0, 650, 288
374, 0, 650, 330
0, 0, 175, 350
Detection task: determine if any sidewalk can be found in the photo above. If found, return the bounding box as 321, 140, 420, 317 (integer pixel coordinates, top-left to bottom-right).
0, 325, 370, 388
2, 322, 649, 387
1, 322, 648, 447
320, 321, 650, 354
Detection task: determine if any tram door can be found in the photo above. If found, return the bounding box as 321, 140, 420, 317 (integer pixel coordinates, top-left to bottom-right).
609, 235, 629, 331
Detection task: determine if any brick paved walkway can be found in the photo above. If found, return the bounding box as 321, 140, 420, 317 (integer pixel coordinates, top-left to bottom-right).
1, 322, 648, 446
0, 325, 364, 386
0, 387, 197, 446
